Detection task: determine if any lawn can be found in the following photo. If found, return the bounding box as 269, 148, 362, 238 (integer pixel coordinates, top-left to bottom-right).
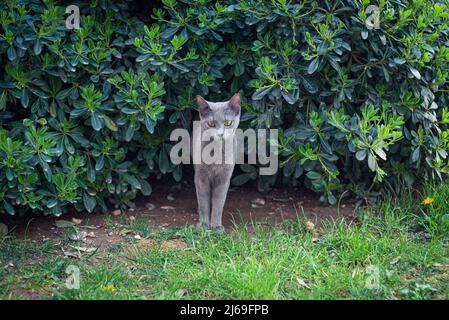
1, 183, 448, 300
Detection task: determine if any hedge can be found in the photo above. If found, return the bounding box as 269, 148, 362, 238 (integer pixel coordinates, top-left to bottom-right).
1, 0, 449, 216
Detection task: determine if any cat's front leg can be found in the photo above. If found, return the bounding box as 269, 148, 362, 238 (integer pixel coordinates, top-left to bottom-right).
195, 170, 211, 229
210, 176, 231, 232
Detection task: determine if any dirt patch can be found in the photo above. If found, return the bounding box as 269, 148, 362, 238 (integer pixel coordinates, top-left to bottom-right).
160, 238, 188, 250
7, 286, 55, 300
1, 182, 356, 243
133, 181, 356, 228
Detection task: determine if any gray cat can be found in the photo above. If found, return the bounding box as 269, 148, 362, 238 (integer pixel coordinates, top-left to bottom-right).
194, 93, 241, 231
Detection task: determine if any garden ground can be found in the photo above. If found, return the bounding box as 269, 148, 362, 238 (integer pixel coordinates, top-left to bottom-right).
0, 181, 448, 299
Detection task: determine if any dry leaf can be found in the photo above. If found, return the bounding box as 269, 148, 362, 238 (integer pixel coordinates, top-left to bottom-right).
295, 276, 311, 289
55, 220, 75, 228
63, 251, 80, 259
111, 209, 121, 216
69, 230, 88, 241
79, 225, 99, 230
71, 218, 82, 225
390, 256, 401, 265
433, 263, 449, 268
306, 220, 315, 231
251, 198, 266, 208
69, 245, 97, 253
145, 203, 156, 210
87, 231, 97, 238
118, 229, 132, 235
176, 289, 187, 298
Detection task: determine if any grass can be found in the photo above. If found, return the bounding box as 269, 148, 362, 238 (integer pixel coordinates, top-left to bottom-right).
0, 182, 448, 300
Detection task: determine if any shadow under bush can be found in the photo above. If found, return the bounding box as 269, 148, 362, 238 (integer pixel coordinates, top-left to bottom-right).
1, 0, 449, 216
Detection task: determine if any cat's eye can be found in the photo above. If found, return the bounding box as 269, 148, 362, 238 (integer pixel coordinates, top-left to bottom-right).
224, 120, 233, 127
207, 121, 216, 127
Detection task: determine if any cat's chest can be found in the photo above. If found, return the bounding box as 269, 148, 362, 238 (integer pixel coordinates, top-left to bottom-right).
192, 136, 237, 165
194, 162, 234, 177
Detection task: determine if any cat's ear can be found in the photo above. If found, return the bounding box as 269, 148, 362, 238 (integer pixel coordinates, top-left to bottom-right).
229, 93, 241, 114
196, 95, 211, 117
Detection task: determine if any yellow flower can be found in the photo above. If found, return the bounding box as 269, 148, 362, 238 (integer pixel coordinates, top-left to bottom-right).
422, 197, 434, 205
101, 284, 117, 293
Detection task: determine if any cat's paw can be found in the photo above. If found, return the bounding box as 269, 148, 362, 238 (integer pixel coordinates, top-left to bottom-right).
211, 225, 226, 234
195, 222, 210, 230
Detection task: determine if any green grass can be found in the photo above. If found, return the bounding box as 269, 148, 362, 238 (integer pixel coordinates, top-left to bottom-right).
1, 182, 448, 300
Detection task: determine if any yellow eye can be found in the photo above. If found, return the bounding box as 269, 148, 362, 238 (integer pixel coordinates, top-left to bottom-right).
207, 121, 216, 127
224, 120, 233, 126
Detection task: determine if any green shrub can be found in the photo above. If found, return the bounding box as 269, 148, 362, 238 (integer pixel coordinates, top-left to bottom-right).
1, 0, 449, 216
0, 0, 159, 215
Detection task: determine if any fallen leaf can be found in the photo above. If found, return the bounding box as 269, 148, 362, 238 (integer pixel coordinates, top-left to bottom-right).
69, 245, 97, 253
306, 220, 315, 231
295, 276, 311, 289
145, 203, 156, 210
68, 230, 88, 241
63, 251, 80, 259
176, 289, 187, 298
251, 198, 265, 208
118, 229, 132, 235
79, 225, 99, 230
433, 262, 449, 268
390, 256, 401, 265
87, 231, 97, 238
55, 220, 75, 228
71, 218, 82, 225
111, 209, 121, 216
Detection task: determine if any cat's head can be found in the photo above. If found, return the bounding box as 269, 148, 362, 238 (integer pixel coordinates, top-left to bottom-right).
196, 93, 241, 140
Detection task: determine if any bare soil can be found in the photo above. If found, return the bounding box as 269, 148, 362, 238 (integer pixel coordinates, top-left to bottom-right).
1, 180, 356, 243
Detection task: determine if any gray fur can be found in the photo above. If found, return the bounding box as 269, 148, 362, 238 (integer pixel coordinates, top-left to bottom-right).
194, 93, 241, 231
